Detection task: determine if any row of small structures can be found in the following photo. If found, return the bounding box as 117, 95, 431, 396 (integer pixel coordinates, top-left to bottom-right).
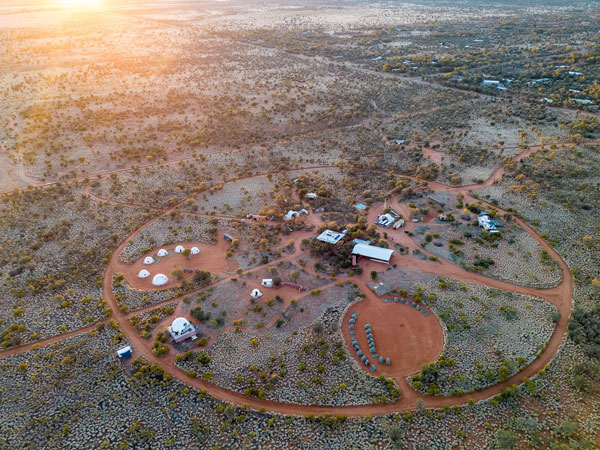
383, 297, 429, 316
349, 312, 376, 372
349, 313, 391, 373
143, 246, 200, 265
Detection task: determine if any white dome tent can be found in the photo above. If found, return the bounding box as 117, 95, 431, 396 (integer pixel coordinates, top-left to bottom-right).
157, 249, 168, 257
190, 247, 200, 255
152, 274, 168, 286
137, 269, 150, 278
171, 317, 191, 334
250, 289, 263, 299
175, 245, 185, 253
143, 256, 155, 265
168, 317, 198, 343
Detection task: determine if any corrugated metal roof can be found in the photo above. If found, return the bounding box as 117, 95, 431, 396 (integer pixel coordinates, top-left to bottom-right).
352, 244, 394, 262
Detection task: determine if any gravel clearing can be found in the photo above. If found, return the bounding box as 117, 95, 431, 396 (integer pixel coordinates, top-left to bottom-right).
113, 275, 178, 312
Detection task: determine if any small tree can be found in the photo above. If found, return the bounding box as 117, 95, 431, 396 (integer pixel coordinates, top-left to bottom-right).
172, 267, 184, 280
388, 427, 403, 450
182, 248, 191, 259
290, 270, 300, 282
370, 271, 378, 280
494, 429, 518, 450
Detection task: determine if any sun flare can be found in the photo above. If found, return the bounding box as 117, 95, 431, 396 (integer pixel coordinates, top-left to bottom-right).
55, 0, 103, 9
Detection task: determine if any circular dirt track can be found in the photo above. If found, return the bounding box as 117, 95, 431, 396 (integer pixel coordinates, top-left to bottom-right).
343, 292, 444, 381
1, 144, 583, 418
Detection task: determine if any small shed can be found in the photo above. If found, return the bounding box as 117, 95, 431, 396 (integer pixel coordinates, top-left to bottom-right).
117, 346, 132, 360
143, 256, 155, 265
190, 247, 200, 255
284, 209, 308, 220
317, 229, 347, 245
393, 219, 405, 229
261, 279, 274, 288
157, 249, 168, 257
175, 245, 185, 253
223, 233, 234, 242
305, 193, 317, 200
137, 269, 150, 278
251, 289, 263, 299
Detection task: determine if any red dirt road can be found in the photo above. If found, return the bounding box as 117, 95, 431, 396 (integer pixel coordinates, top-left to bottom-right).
0, 139, 585, 417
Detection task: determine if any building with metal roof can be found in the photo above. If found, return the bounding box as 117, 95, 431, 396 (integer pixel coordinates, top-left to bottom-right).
352, 243, 394, 264
316, 229, 347, 245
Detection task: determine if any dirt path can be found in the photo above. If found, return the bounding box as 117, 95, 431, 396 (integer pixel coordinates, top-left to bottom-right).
94, 141, 574, 416
0, 95, 465, 195
0, 137, 581, 417
0, 322, 104, 358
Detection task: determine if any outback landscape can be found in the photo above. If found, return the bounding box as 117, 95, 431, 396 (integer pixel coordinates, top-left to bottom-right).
1, 0, 600, 449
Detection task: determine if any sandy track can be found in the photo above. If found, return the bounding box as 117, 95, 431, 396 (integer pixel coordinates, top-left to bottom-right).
0, 322, 104, 358
0, 138, 583, 417
96, 145, 573, 416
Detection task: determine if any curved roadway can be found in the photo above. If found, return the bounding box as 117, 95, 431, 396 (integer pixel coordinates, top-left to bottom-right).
0, 140, 581, 417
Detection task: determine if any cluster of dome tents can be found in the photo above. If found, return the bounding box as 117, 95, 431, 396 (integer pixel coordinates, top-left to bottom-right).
138, 245, 200, 286
137, 269, 169, 286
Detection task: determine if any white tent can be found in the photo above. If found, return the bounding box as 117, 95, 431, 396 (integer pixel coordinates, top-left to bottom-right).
152, 274, 168, 286
143, 256, 155, 265
190, 247, 200, 255
157, 249, 168, 257
251, 289, 263, 299
175, 245, 185, 253
171, 317, 191, 334
261, 279, 273, 288
168, 317, 197, 342
137, 269, 150, 278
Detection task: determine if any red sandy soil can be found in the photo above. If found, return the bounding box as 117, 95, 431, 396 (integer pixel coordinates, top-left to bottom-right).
1, 139, 589, 417
422, 143, 443, 165
120, 236, 239, 290
343, 291, 444, 381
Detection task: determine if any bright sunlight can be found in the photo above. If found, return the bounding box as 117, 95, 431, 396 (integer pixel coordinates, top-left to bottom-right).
55, 0, 103, 9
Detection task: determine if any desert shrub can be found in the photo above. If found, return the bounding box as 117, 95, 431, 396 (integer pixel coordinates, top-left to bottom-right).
569, 304, 600, 360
